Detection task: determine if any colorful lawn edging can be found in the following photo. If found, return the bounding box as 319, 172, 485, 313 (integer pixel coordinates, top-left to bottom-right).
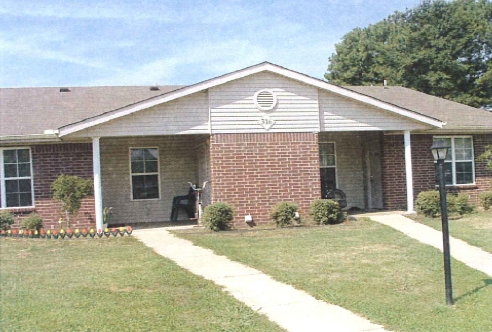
0, 226, 133, 239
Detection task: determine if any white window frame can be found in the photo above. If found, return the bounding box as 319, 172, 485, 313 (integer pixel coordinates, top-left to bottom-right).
0, 147, 35, 209
319, 142, 338, 189
433, 136, 475, 186
129, 147, 161, 201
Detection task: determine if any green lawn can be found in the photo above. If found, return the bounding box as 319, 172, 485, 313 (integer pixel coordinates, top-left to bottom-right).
175, 220, 492, 332
0, 237, 283, 332
411, 211, 492, 253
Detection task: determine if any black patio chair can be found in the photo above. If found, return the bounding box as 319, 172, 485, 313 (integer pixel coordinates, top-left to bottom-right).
170, 187, 196, 222
323, 189, 347, 209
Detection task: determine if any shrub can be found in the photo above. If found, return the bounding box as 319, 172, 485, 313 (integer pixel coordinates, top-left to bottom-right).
479, 191, 492, 210
202, 202, 234, 231
416, 191, 441, 217
448, 193, 474, 215
416, 190, 474, 217
0, 211, 14, 231
21, 213, 43, 231
270, 202, 299, 227
309, 199, 345, 225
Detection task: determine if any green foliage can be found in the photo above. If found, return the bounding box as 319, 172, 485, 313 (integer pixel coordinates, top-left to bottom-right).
479, 191, 492, 210
309, 199, 345, 225
0, 211, 14, 231
449, 193, 474, 215
103, 207, 113, 225
326, 0, 492, 109
270, 202, 300, 227
202, 202, 234, 231
477, 145, 492, 170
416, 191, 441, 217
21, 213, 43, 231
416, 190, 474, 217
51, 174, 93, 228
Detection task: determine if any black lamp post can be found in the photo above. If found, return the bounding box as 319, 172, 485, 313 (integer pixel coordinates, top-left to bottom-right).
430, 140, 454, 305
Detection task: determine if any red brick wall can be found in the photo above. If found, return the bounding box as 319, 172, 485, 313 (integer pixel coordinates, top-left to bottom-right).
8, 143, 95, 230
382, 134, 492, 210
210, 133, 321, 227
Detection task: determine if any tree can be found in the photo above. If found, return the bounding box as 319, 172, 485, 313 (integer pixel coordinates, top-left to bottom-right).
326, 0, 492, 109
51, 174, 93, 228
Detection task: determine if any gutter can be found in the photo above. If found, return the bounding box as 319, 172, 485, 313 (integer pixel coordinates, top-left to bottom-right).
0, 133, 62, 144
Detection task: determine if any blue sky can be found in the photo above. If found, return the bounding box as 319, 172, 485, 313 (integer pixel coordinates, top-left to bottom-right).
0, 0, 424, 87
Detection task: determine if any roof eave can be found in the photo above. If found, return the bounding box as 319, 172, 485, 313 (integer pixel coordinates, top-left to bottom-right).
58, 62, 444, 137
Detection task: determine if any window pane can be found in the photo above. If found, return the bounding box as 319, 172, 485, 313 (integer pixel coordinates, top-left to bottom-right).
17, 149, 30, 163
144, 148, 158, 161
145, 160, 158, 173
454, 138, 472, 149
6, 193, 20, 207
131, 149, 144, 161
455, 148, 473, 161
132, 175, 159, 199
320, 168, 336, 198
19, 179, 32, 193
19, 193, 32, 206
455, 162, 473, 184
18, 163, 31, 177
3, 150, 16, 163
5, 179, 19, 193
131, 161, 144, 174
4, 164, 18, 178
319, 143, 335, 167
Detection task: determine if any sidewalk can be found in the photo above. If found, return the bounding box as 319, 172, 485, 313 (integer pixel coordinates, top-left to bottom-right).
133, 227, 389, 332
369, 214, 492, 277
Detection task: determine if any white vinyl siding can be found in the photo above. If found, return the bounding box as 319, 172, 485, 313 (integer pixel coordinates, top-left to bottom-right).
319, 90, 432, 132
433, 136, 475, 185
0, 147, 34, 208
67, 92, 210, 138
210, 72, 320, 133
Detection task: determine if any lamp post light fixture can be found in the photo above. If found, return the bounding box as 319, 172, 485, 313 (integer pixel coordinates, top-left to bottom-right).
430, 139, 454, 305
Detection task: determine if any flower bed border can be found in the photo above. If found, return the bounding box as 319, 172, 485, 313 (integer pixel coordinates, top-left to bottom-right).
0, 226, 133, 239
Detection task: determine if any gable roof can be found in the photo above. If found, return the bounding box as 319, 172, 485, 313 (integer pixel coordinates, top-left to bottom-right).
345, 86, 492, 132
6, 61, 490, 141
0, 85, 182, 137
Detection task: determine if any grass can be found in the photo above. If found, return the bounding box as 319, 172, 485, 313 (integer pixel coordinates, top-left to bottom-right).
0, 237, 284, 332
175, 220, 492, 332
411, 210, 492, 253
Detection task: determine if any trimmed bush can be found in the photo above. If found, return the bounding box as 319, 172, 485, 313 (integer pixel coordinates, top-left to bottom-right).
416, 190, 474, 217
270, 202, 299, 227
21, 213, 43, 232
309, 199, 345, 225
479, 191, 492, 210
202, 202, 234, 231
416, 190, 441, 217
449, 193, 474, 215
0, 211, 14, 231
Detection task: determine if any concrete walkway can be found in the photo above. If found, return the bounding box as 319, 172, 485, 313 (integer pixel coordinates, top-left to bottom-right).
369, 214, 492, 277
133, 227, 389, 332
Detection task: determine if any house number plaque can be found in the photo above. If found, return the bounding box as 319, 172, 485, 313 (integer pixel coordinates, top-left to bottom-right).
258, 115, 275, 130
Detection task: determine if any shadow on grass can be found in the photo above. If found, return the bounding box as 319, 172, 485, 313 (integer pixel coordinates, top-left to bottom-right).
454, 279, 492, 303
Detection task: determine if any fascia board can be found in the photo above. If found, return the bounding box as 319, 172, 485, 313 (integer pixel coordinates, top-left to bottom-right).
59, 62, 443, 137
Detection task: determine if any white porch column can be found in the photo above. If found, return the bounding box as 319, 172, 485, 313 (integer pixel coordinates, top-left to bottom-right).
404, 131, 414, 213
92, 137, 104, 231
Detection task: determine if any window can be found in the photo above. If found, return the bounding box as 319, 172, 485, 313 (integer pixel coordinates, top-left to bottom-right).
1, 148, 34, 208
130, 148, 160, 200
433, 136, 474, 185
319, 142, 337, 197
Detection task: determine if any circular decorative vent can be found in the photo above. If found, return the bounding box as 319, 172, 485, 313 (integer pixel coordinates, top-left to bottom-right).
254, 89, 277, 111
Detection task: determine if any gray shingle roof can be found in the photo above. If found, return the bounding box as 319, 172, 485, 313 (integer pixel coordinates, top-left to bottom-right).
344, 86, 492, 132
0, 86, 182, 136
0, 83, 489, 138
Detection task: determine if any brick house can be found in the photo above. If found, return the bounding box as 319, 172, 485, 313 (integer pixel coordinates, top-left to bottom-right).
1, 62, 491, 230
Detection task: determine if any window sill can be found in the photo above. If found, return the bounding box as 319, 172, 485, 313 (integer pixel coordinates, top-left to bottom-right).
0, 206, 36, 213
435, 184, 478, 190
